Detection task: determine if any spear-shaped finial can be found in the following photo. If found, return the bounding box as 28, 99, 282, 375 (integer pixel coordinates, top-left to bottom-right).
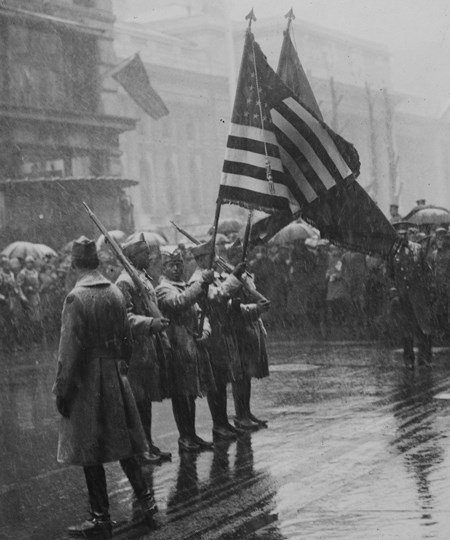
245, 8, 256, 30
285, 8, 295, 31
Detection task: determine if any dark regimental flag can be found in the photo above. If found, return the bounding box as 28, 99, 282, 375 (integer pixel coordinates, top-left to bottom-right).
277, 28, 323, 120
223, 31, 396, 256
112, 54, 169, 120
275, 29, 396, 256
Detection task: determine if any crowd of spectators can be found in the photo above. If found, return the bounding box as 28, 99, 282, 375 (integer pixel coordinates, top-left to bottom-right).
1, 220, 449, 353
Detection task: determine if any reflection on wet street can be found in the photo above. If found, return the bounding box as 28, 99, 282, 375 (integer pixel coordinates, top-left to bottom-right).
2, 335, 450, 539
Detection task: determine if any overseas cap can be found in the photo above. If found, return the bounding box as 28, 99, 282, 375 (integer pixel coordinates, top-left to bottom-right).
25, 255, 35, 263
161, 248, 184, 266
122, 235, 148, 260
435, 227, 447, 235
72, 236, 98, 267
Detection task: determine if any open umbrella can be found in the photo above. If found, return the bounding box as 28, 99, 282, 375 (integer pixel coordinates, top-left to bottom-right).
403, 205, 450, 226
96, 230, 127, 251
125, 231, 167, 246
270, 220, 319, 245
1, 241, 57, 260
34, 243, 58, 258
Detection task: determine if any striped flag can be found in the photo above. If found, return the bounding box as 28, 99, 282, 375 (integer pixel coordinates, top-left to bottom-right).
220, 31, 295, 214
275, 29, 396, 255
221, 31, 396, 256
220, 30, 359, 215
112, 54, 169, 120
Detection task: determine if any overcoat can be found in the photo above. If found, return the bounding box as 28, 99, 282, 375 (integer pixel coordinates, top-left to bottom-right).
233, 277, 269, 380
189, 269, 243, 384
389, 241, 433, 335
156, 277, 215, 397
52, 270, 148, 466
116, 270, 170, 403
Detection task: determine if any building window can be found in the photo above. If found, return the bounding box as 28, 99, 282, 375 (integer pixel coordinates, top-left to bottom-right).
7, 22, 98, 113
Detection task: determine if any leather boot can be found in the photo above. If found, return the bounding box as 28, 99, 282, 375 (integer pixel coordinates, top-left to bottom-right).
194, 434, 215, 450
178, 436, 201, 452
149, 443, 172, 462
248, 412, 268, 428
213, 425, 237, 441
234, 417, 260, 431
67, 513, 112, 538
139, 450, 162, 465
139, 491, 159, 529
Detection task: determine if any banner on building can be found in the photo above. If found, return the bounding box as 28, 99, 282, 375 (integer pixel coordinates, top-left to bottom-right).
111, 53, 169, 120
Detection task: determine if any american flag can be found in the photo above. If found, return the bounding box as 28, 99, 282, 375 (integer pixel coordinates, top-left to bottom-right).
220, 31, 358, 214
221, 31, 396, 256
112, 54, 169, 120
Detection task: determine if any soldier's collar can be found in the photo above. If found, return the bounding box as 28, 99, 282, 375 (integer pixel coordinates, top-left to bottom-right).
76, 269, 111, 288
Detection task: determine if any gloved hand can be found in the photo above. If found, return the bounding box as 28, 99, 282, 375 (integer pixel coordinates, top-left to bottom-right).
257, 298, 271, 313
150, 317, 170, 333
0, 294, 6, 303
195, 330, 210, 344
232, 262, 247, 279
201, 269, 215, 285
56, 396, 70, 418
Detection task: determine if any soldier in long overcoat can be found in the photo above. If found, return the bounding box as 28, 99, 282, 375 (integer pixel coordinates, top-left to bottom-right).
116, 237, 172, 463
189, 241, 247, 440
52, 237, 157, 538
155, 249, 215, 453
388, 223, 434, 368
226, 243, 271, 429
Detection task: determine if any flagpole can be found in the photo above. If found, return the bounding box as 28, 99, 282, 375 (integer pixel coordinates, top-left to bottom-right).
208, 200, 222, 269
241, 209, 254, 262
285, 8, 295, 33
197, 198, 222, 336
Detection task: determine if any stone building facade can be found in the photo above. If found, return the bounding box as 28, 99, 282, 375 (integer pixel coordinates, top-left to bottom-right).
0, 0, 137, 247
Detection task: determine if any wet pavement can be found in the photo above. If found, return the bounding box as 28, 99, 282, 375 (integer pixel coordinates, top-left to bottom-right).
1, 335, 450, 539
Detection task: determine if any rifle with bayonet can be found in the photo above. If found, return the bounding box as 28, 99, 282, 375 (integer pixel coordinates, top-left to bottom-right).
170, 220, 269, 303
83, 202, 171, 349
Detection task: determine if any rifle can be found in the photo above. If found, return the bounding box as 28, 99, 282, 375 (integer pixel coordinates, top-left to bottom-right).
170, 221, 269, 303
83, 202, 170, 342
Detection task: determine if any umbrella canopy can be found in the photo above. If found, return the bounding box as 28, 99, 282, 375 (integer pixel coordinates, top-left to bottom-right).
125, 231, 167, 246
96, 230, 127, 251
270, 220, 319, 245
1, 241, 57, 260
34, 243, 58, 259
403, 205, 450, 226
